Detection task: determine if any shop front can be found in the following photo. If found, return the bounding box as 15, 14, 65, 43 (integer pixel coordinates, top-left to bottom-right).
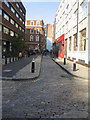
55, 34, 65, 58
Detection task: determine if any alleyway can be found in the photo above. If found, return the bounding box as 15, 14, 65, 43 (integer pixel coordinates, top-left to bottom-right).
2, 55, 88, 118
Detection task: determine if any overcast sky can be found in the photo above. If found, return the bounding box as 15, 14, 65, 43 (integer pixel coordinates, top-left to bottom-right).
21, 1, 60, 25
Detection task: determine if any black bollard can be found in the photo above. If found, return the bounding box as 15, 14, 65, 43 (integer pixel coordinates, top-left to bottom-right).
5, 56, 7, 64
73, 61, 76, 71
64, 57, 66, 65
9, 57, 11, 63
31, 58, 35, 73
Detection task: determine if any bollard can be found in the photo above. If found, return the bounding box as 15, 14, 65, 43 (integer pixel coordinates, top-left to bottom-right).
5, 56, 7, 64
73, 60, 76, 71
64, 57, 66, 65
9, 57, 11, 63
31, 58, 35, 73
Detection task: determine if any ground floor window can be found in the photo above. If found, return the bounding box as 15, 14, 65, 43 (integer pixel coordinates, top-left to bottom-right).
80, 28, 86, 51
29, 45, 33, 50
74, 33, 77, 51
69, 37, 72, 51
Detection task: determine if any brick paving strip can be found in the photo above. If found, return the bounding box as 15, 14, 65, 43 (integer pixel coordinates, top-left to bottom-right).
52, 57, 89, 80
1, 55, 42, 80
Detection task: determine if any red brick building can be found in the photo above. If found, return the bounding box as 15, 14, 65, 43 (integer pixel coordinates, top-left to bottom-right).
25, 19, 45, 53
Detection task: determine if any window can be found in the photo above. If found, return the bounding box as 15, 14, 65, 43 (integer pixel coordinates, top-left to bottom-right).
10, 18, 14, 25
15, 23, 18, 28
19, 26, 21, 30
16, 13, 19, 18
4, 13, 9, 21
29, 45, 33, 50
10, 30, 14, 36
31, 21, 34, 25
16, 3, 19, 8
3, 27, 9, 34
20, 9, 22, 13
30, 29, 34, 34
36, 29, 39, 34
36, 21, 40, 26
23, 13, 25, 17
19, 17, 22, 22
0, 25, 2, 31
4, 0, 9, 7
0, 9, 2, 15
23, 21, 25, 25
11, 7, 15, 13
22, 29, 24, 32
74, 33, 77, 51
30, 35, 33, 41
15, 33, 18, 37
36, 35, 39, 41
80, 28, 86, 51
69, 37, 72, 51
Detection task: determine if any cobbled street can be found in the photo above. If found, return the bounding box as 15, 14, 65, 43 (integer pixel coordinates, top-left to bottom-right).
2, 56, 88, 118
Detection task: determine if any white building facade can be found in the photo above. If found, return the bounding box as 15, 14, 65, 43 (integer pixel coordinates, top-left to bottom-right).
55, 0, 90, 65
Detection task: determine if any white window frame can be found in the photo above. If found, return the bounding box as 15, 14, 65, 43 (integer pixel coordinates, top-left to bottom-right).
16, 13, 19, 18
10, 18, 14, 25
11, 7, 15, 13
30, 35, 33, 41
30, 29, 34, 34
36, 21, 40, 26
31, 21, 34, 26
4, 0, 9, 7
36, 29, 39, 34
36, 35, 39, 41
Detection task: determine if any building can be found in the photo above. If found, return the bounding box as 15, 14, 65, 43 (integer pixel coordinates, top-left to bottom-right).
55, 0, 90, 65
46, 24, 53, 52
0, 0, 26, 58
25, 19, 45, 53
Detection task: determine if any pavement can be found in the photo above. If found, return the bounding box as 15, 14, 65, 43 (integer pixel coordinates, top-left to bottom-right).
52, 57, 89, 80
2, 55, 88, 118
1, 55, 42, 80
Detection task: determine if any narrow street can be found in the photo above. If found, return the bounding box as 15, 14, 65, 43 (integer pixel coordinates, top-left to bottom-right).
2, 55, 88, 118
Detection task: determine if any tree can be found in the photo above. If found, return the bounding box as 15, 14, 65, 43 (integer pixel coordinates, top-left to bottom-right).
11, 34, 27, 57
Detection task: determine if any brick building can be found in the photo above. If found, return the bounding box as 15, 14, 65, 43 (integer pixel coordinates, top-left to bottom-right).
0, 0, 26, 58
25, 19, 45, 54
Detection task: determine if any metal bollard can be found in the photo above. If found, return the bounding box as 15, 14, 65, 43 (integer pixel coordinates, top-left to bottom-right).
31, 58, 35, 73
9, 57, 11, 63
64, 57, 66, 65
73, 60, 76, 71
5, 56, 7, 64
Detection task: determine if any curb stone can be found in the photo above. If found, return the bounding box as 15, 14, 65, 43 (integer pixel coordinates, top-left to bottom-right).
2, 55, 42, 81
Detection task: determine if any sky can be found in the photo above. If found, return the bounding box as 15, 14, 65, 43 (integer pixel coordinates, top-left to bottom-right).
21, 1, 60, 25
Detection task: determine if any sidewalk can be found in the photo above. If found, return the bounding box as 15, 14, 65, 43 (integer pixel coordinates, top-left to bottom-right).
52, 57, 89, 80
2, 55, 42, 80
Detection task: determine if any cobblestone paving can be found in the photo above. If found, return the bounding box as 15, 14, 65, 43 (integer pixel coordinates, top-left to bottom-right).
2, 56, 88, 118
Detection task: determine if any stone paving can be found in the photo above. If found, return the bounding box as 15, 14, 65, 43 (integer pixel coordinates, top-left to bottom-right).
52, 57, 89, 80
2, 56, 88, 119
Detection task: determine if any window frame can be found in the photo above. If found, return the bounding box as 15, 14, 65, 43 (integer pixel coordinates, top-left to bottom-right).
30, 21, 34, 26
30, 35, 33, 41
36, 35, 39, 41
30, 29, 34, 34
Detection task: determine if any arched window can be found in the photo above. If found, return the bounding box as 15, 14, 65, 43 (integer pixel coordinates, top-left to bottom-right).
30, 35, 33, 41
30, 29, 34, 34
36, 29, 39, 34
36, 35, 39, 41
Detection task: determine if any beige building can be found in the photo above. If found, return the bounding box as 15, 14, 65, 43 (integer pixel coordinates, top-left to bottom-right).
55, 0, 90, 65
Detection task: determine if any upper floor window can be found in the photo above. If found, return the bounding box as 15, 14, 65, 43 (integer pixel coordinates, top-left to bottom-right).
36, 21, 40, 26
30, 35, 33, 41
3, 27, 9, 34
19, 26, 21, 31
36, 29, 39, 34
31, 21, 34, 25
22, 29, 24, 32
36, 35, 39, 41
4, 13, 9, 21
0, 24, 2, 31
19, 17, 22, 22
30, 29, 34, 34
16, 13, 19, 18
4, 0, 9, 7
0, 9, 2, 15
16, 3, 19, 8
20, 9, 22, 13
23, 13, 25, 17
15, 23, 18, 28
11, 7, 15, 13
23, 21, 25, 25
15, 33, 18, 37
10, 18, 14, 25
10, 30, 14, 36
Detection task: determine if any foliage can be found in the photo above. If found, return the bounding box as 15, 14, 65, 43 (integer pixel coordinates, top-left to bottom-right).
11, 34, 27, 57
